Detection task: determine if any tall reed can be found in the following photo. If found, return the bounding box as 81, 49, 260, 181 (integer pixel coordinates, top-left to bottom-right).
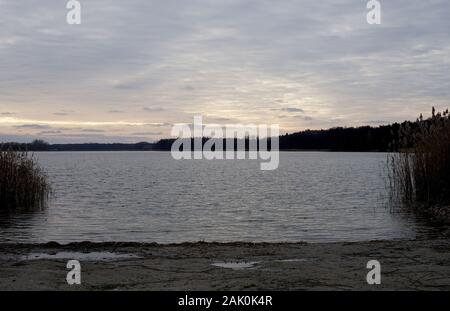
388, 108, 450, 209
0, 147, 51, 210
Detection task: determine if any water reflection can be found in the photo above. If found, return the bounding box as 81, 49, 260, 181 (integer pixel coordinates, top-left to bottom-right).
0, 208, 49, 243
386, 200, 450, 240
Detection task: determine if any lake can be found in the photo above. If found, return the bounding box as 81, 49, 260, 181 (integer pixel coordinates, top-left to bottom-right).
0, 152, 441, 243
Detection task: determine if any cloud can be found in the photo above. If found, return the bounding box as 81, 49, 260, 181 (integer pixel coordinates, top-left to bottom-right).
38, 130, 62, 135
80, 129, 105, 133
279, 114, 314, 121
0, 0, 449, 142
143, 107, 165, 112
131, 132, 163, 136
14, 124, 52, 130
53, 110, 74, 116
365, 120, 389, 125
113, 82, 142, 90
280, 107, 304, 113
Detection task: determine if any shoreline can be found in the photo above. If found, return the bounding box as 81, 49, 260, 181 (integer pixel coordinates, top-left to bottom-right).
1, 238, 450, 290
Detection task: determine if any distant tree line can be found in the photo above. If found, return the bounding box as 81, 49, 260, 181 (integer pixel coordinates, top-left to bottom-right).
1, 121, 420, 152
279, 124, 401, 151
0, 140, 154, 151
155, 123, 403, 152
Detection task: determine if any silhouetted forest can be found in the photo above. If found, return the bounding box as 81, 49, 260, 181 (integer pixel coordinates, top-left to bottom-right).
0, 140, 154, 151
279, 124, 400, 151
1, 122, 412, 152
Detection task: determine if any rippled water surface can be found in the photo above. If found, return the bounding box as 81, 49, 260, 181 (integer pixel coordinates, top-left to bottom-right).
0, 152, 441, 243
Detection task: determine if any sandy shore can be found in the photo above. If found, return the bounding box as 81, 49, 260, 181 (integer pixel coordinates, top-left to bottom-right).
1, 239, 450, 290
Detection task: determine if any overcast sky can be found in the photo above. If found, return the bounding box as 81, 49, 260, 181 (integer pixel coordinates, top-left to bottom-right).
1, 0, 449, 143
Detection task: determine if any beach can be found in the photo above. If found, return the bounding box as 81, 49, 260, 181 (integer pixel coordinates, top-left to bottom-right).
1, 239, 450, 291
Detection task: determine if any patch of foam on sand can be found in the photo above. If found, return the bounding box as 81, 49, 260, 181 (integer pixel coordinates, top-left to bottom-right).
276, 259, 308, 262
212, 261, 260, 269
20, 252, 140, 261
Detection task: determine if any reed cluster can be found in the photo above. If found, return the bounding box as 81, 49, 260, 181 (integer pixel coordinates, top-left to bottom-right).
0, 147, 51, 210
388, 108, 450, 210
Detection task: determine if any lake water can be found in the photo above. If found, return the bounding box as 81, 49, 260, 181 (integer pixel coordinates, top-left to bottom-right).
0, 152, 441, 243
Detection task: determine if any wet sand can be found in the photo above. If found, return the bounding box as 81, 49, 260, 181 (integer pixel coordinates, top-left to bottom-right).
1, 239, 450, 290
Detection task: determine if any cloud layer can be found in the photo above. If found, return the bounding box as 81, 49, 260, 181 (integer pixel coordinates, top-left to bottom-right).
1, 0, 449, 142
